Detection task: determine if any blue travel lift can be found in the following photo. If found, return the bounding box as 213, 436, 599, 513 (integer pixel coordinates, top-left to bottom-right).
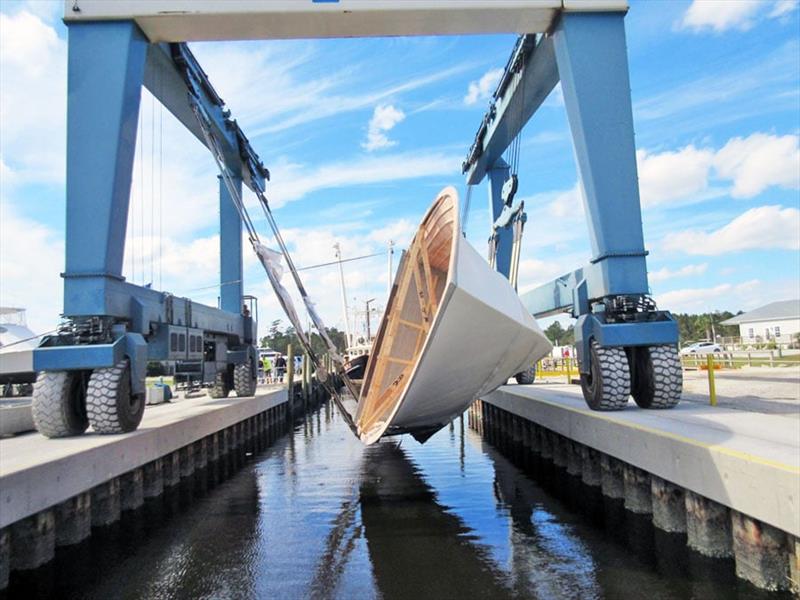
462, 12, 682, 410
31, 26, 265, 436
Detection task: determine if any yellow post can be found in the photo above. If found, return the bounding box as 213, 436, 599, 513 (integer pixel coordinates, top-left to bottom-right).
707, 354, 717, 406
286, 344, 294, 394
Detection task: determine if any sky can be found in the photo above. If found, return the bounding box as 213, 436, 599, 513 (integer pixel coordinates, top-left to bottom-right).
1, 0, 799, 338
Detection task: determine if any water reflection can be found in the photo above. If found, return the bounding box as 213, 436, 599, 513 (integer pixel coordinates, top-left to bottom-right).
4, 401, 786, 600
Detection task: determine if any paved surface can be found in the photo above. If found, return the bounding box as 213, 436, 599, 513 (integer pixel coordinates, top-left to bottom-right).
0, 386, 287, 529
681, 366, 800, 417
484, 383, 800, 537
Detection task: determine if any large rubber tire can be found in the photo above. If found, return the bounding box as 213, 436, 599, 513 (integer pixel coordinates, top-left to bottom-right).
233, 360, 256, 397
32, 371, 89, 438
580, 340, 630, 411
86, 359, 144, 434
515, 366, 536, 385
630, 345, 682, 409
208, 371, 229, 399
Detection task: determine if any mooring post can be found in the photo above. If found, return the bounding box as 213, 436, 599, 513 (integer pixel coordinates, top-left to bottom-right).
302, 352, 310, 402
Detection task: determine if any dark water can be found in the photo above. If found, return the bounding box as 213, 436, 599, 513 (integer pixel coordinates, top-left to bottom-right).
5, 401, 783, 600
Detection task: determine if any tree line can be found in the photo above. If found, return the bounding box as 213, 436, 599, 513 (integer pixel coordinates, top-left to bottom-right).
540, 310, 743, 347
259, 320, 348, 357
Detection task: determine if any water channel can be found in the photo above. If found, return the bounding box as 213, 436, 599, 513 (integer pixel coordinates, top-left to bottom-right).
4, 400, 784, 599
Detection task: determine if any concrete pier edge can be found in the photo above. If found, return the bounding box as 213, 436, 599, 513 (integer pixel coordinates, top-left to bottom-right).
472, 387, 800, 593
0, 384, 330, 590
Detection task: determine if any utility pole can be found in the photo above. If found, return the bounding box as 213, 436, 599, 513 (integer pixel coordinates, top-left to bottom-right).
333, 243, 352, 349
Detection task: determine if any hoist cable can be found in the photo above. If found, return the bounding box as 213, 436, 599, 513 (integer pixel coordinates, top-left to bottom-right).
150, 91, 155, 287
189, 98, 359, 435
461, 184, 474, 235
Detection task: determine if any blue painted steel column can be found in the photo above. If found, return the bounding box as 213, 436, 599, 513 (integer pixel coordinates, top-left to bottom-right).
219, 175, 243, 313
553, 13, 649, 299
63, 22, 148, 316
487, 158, 513, 278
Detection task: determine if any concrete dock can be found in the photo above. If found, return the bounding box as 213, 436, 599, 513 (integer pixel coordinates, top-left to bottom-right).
0, 385, 299, 589
473, 383, 800, 593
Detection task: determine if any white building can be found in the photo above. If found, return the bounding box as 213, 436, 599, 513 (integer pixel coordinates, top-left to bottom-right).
720, 300, 800, 345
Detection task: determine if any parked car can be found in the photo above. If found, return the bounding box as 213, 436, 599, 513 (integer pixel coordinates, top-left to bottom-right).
680, 341, 723, 355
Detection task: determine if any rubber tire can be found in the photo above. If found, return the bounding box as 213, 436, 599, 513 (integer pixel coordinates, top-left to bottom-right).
208, 371, 229, 399
580, 340, 630, 411
630, 345, 682, 409
86, 359, 144, 434
32, 371, 89, 438
515, 366, 536, 385
233, 360, 256, 397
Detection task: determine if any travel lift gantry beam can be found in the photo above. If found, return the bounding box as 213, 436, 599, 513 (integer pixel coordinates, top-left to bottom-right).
462, 10, 682, 410
32, 0, 669, 439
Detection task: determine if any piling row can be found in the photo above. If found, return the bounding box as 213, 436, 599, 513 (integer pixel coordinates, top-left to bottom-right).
467, 399, 799, 593
0, 400, 298, 590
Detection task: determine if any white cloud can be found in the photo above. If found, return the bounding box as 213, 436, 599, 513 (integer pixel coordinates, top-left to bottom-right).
656, 280, 762, 313
681, 0, 763, 32
0, 10, 66, 185
662, 205, 800, 255
362, 104, 405, 152
680, 0, 797, 33
636, 146, 716, 207
267, 149, 459, 207
0, 200, 64, 333
714, 133, 800, 198
464, 68, 503, 106
636, 133, 799, 206
649, 263, 708, 283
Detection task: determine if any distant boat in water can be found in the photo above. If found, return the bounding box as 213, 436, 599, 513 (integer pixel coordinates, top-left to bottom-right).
354, 187, 552, 444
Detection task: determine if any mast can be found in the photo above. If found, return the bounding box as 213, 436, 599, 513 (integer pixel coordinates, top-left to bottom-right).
333, 243, 353, 349
387, 240, 395, 298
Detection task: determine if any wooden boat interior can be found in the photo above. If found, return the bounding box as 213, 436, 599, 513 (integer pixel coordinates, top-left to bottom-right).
357, 191, 456, 435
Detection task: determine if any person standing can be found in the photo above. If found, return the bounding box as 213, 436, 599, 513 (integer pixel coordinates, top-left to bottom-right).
262, 355, 272, 384
274, 354, 287, 382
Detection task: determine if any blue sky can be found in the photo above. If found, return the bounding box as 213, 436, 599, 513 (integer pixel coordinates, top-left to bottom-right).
1, 0, 798, 335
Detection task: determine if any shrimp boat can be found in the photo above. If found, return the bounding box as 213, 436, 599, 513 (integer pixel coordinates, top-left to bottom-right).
354, 187, 552, 445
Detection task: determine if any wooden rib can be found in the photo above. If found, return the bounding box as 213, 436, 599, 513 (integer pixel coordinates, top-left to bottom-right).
419, 232, 437, 311
411, 258, 430, 323
361, 372, 407, 431
397, 318, 424, 330
386, 357, 414, 366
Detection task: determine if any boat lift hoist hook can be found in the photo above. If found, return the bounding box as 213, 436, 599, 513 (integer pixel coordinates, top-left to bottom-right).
187, 95, 360, 434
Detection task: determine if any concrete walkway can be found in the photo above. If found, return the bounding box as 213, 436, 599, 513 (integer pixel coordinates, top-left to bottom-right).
484, 383, 800, 538
0, 387, 287, 529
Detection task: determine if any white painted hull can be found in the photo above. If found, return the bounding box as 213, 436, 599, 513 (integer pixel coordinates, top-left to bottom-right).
356, 188, 551, 445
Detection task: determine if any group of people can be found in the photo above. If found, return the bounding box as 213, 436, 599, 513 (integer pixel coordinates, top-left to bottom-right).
260, 353, 287, 384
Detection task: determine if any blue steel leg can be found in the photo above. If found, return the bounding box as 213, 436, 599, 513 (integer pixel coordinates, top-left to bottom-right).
552, 12, 649, 300
219, 175, 243, 313
552, 13, 677, 371
63, 22, 148, 317
487, 158, 513, 278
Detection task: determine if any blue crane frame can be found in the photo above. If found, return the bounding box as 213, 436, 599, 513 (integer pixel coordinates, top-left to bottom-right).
33, 21, 266, 391
463, 12, 678, 373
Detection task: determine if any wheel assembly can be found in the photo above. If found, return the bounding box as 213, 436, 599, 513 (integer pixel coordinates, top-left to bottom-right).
32, 370, 89, 437
629, 345, 682, 409
580, 340, 630, 411
515, 366, 536, 385
86, 358, 144, 433
233, 358, 256, 397
208, 371, 230, 399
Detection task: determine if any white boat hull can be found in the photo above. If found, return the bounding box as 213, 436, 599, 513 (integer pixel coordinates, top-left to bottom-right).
356, 187, 551, 444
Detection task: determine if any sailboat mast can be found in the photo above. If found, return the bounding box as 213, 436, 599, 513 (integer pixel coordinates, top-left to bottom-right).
387, 240, 395, 298
333, 243, 353, 349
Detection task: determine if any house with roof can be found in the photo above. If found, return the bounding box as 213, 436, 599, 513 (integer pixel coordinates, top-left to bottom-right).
720, 300, 800, 345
